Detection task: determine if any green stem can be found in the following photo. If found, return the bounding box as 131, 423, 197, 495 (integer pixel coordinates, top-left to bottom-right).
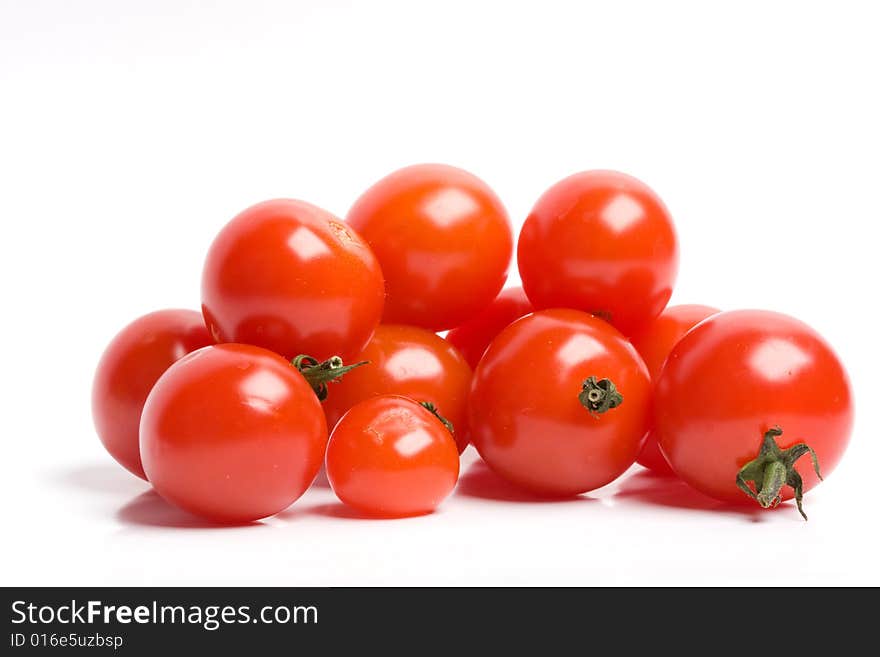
735, 426, 823, 521
578, 376, 623, 415
756, 461, 787, 509
292, 354, 368, 401
420, 401, 455, 435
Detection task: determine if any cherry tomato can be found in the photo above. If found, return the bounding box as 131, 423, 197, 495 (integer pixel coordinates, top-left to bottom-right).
653, 310, 853, 519
518, 170, 679, 335
321, 324, 472, 453
201, 199, 384, 361
469, 309, 651, 495
326, 395, 460, 516
628, 304, 720, 474
446, 287, 533, 370
92, 309, 212, 479
140, 343, 328, 522
346, 164, 513, 331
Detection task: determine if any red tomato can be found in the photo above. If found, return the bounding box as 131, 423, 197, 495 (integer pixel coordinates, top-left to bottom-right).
346, 164, 513, 331
326, 395, 460, 516
140, 343, 328, 522
446, 286, 533, 369
653, 310, 853, 519
628, 304, 720, 474
469, 309, 651, 495
518, 171, 679, 335
201, 199, 384, 361
321, 325, 472, 453
92, 309, 212, 479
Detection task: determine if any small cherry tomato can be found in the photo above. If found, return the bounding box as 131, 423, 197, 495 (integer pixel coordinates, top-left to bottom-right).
518, 170, 679, 335
201, 199, 384, 361
469, 309, 651, 496
628, 304, 720, 474
446, 287, 533, 370
92, 309, 212, 479
321, 325, 472, 453
346, 164, 513, 331
326, 395, 460, 517
653, 310, 853, 519
140, 343, 328, 522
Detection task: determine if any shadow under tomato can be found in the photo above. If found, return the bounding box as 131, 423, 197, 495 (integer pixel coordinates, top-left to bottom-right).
455, 460, 594, 504
50, 462, 149, 497
614, 470, 768, 522
306, 502, 435, 521
115, 490, 264, 529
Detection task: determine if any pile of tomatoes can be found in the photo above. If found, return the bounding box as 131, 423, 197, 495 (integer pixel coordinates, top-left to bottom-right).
93, 164, 854, 522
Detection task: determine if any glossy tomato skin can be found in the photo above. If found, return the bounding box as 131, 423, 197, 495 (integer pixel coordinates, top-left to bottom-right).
628, 304, 720, 474
654, 310, 853, 505
346, 164, 513, 331
326, 395, 460, 517
92, 309, 212, 479
518, 171, 679, 335
140, 343, 328, 522
322, 325, 472, 453
446, 287, 533, 370
201, 199, 384, 361
469, 309, 651, 496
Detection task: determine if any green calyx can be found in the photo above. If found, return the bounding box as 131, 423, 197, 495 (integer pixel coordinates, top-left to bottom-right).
420, 401, 455, 435
735, 427, 823, 521
578, 376, 623, 416
292, 354, 368, 401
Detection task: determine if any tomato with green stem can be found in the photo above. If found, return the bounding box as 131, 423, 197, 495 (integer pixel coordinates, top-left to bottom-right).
518, 170, 678, 335
320, 324, 472, 453
140, 343, 328, 523
469, 309, 651, 495
653, 310, 853, 519
326, 395, 460, 517
347, 164, 513, 331
628, 304, 720, 474
446, 287, 533, 370
92, 309, 212, 479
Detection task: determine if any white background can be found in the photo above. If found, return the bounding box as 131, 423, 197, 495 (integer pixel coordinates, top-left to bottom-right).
2, 0, 878, 586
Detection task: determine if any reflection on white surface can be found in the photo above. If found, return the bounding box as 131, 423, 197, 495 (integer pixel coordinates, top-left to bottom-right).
748, 338, 812, 382
601, 194, 644, 234
385, 347, 443, 379
239, 369, 288, 412
421, 188, 480, 227
394, 428, 434, 457
287, 226, 332, 261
